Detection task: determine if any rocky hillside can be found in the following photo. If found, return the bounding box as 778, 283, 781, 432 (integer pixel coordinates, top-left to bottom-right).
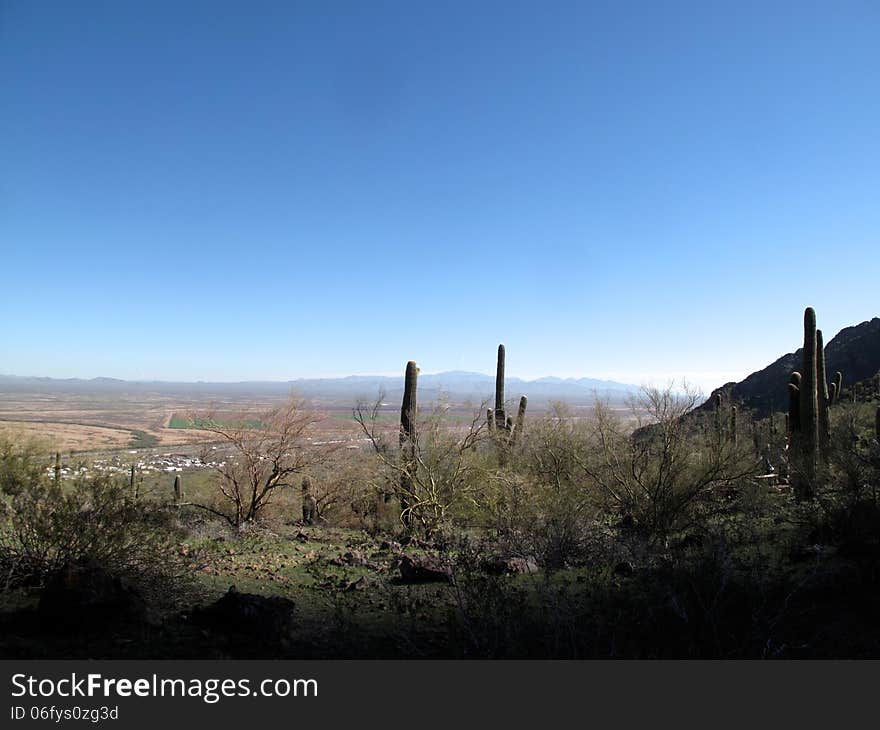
703, 317, 880, 417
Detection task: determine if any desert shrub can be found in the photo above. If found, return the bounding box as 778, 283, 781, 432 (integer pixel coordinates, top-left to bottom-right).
584, 387, 758, 545
486, 409, 602, 569
304, 449, 386, 527
0, 436, 189, 607
809, 402, 880, 548
446, 546, 532, 658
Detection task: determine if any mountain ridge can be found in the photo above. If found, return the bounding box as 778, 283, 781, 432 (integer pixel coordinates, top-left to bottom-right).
0, 371, 640, 406
702, 316, 880, 417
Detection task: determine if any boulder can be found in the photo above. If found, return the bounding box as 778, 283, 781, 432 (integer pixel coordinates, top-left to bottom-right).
192, 586, 295, 645
480, 555, 539, 575
397, 554, 452, 584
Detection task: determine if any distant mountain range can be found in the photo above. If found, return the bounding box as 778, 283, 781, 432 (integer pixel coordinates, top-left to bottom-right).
702, 317, 880, 417
0, 371, 641, 407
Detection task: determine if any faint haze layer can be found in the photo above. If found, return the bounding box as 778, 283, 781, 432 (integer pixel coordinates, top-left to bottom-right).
1, 2, 878, 394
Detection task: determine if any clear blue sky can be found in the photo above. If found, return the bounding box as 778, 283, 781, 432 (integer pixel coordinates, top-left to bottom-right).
2, 1, 878, 393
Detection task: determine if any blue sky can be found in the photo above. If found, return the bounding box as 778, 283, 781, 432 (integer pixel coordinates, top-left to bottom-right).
1, 1, 878, 393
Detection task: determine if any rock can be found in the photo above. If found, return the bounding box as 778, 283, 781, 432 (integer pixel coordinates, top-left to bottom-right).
343, 550, 368, 566
397, 554, 452, 584
330, 550, 380, 570
38, 559, 148, 630
192, 586, 295, 645
507, 557, 539, 574
480, 555, 539, 575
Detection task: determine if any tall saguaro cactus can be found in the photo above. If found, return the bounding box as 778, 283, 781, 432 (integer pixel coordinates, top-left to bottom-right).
400, 361, 418, 448
54, 452, 61, 485
494, 344, 506, 429
399, 361, 418, 528
799, 308, 820, 484
173, 475, 181, 503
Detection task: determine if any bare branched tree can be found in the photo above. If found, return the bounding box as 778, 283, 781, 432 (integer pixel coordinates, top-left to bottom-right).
184, 395, 332, 528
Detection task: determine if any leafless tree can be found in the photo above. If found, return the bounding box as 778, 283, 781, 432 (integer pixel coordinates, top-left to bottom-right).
184, 395, 333, 528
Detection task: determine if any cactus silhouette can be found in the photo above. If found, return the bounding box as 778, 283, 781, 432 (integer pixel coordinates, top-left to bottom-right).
398, 361, 418, 528
796, 308, 819, 499
494, 344, 506, 429
832, 371, 843, 404
816, 329, 831, 455
54, 452, 61, 485
173, 475, 181, 503
730, 406, 738, 446
400, 361, 418, 447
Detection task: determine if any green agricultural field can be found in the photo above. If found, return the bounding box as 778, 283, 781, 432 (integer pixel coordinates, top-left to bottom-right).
168, 414, 263, 430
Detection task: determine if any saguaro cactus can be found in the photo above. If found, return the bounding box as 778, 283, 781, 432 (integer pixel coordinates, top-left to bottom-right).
816, 329, 831, 455
512, 395, 528, 443
400, 361, 418, 447
399, 361, 418, 528
54, 452, 61, 485
130, 464, 136, 489
494, 344, 506, 429
832, 372, 843, 404
730, 406, 738, 446
800, 308, 819, 461
787, 307, 821, 499
173, 475, 181, 503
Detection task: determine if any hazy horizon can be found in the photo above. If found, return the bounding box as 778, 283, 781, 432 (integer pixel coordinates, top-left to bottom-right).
0, 364, 791, 396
